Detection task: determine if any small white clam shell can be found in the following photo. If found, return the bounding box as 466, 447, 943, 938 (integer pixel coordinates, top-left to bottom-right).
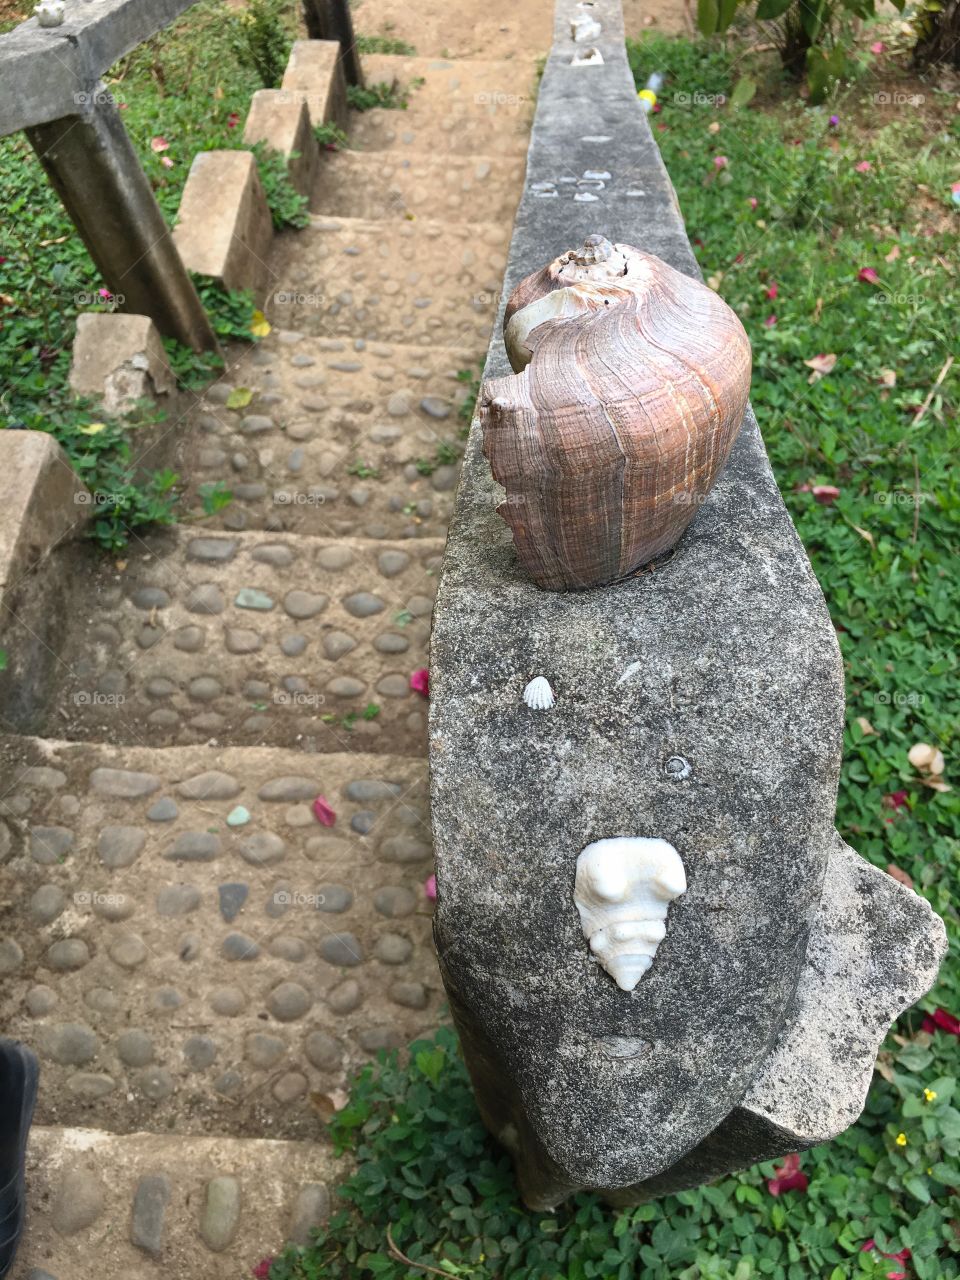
523, 676, 555, 710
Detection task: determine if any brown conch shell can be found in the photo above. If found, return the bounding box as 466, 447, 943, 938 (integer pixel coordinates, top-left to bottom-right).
480, 235, 752, 592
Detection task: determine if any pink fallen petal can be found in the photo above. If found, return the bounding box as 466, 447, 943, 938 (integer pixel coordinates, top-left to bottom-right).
227, 112, 240, 128
98, 288, 113, 299
713, 155, 728, 169
747, 196, 758, 209
767, 1152, 809, 1196
150, 136, 170, 153
858, 267, 880, 284
870, 40, 887, 52
862, 1240, 876, 1253
160, 156, 174, 169
766, 282, 778, 300
424, 874, 437, 901
253, 1260, 273, 1280
312, 796, 336, 827
812, 484, 840, 504
764, 314, 777, 328
855, 160, 872, 173
931, 1007, 960, 1036
883, 790, 910, 811
410, 667, 429, 698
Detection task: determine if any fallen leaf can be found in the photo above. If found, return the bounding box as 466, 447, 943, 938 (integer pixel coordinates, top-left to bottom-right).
804, 352, 837, 382
250, 309, 271, 338
225, 387, 253, 409
855, 716, 876, 735
885, 244, 901, 262
887, 862, 914, 889
708, 120, 721, 134
812, 296, 823, 322
77, 422, 107, 435
879, 368, 897, 387
852, 524, 875, 547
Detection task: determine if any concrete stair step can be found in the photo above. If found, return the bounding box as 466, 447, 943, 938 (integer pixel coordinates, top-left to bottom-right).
14, 1124, 343, 1278
348, 54, 535, 155
177, 332, 474, 540
36, 528, 441, 752
0, 736, 437, 1143
312, 149, 526, 225
269, 215, 507, 345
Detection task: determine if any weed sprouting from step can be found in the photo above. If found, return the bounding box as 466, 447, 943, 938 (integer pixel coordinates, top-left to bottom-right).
314, 121, 350, 152
415, 440, 462, 476
456, 364, 484, 434
249, 143, 311, 230
347, 78, 424, 112
356, 34, 417, 56
347, 460, 382, 480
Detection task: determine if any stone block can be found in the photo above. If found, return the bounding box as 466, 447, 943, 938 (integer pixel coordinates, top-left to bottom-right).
429, 0, 947, 1211
69, 313, 174, 414
0, 431, 90, 592
243, 90, 317, 199
173, 150, 273, 297
280, 40, 348, 131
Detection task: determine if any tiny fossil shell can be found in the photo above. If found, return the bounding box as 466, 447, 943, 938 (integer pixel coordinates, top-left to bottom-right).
574, 837, 686, 991
523, 676, 555, 710
481, 236, 752, 591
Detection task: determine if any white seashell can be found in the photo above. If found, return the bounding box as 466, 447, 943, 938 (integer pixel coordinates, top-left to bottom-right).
574, 837, 686, 991
571, 13, 602, 40
523, 676, 555, 710
35, 0, 65, 25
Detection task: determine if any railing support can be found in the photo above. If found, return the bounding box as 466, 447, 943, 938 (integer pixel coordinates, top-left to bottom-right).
301, 0, 364, 87
26, 88, 218, 353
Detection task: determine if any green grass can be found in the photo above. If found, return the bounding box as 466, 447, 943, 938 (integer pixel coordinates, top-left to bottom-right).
0, 0, 308, 548
264, 34, 959, 1280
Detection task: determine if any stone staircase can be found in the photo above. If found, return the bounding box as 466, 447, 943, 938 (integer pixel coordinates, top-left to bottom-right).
1, 47, 537, 1280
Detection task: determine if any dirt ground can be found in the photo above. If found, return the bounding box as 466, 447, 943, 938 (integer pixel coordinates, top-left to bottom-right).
351, 0, 691, 60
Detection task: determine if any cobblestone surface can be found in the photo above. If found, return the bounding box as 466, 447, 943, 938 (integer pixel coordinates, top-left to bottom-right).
43, 531, 439, 751
1, 738, 436, 1139
174, 338, 474, 541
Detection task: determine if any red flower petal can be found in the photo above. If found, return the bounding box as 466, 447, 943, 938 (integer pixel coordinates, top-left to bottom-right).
410, 668, 429, 698
858, 267, 880, 284
766, 282, 778, 300
932, 1007, 960, 1036
312, 796, 336, 827
767, 1153, 809, 1196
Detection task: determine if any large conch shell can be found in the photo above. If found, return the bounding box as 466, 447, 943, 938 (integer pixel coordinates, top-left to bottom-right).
574, 837, 687, 991
480, 235, 751, 591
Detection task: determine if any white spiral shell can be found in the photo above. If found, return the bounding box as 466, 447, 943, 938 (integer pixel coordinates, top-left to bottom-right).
574, 837, 686, 991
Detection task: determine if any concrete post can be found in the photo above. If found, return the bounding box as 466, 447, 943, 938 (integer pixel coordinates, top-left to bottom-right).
301, 0, 364, 87
26, 87, 218, 353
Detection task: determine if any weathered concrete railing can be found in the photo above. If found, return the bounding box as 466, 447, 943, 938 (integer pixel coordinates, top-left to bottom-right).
0, 0, 218, 350
430, 0, 946, 1209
